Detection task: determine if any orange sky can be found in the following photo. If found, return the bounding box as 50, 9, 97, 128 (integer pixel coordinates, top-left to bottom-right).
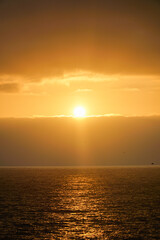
0, 0, 160, 117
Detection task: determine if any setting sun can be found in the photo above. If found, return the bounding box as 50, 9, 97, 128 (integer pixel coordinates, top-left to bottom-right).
1, 1, 160, 240
73, 106, 86, 118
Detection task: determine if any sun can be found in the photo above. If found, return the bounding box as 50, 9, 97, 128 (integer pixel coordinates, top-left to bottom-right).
73, 106, 86, 118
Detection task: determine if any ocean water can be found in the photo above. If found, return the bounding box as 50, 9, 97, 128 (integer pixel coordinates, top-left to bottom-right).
0, 167, 159, 240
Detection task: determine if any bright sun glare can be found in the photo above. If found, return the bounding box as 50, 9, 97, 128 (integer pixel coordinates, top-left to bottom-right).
73, 106, 86, 118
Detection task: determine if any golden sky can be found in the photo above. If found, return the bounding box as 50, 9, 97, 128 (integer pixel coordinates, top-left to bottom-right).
0, 0, 160, 117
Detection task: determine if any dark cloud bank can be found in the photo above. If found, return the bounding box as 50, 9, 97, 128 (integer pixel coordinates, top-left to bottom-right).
0, 116, 160, 166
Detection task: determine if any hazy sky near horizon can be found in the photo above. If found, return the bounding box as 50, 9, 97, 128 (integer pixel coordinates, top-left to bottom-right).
0, 0, 160, 117
0, 116, 160, 166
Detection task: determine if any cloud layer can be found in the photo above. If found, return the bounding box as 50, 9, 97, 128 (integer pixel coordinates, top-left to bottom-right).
0, 0, 160, 77
0, 72, 159, 94
0, 116, 160, 166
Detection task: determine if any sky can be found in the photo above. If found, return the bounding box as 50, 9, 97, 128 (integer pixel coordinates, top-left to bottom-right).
0, 0, 160, 117
0, 1, 160, 166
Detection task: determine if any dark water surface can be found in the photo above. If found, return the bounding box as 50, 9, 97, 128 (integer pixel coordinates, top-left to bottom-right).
0, 167, 160, 239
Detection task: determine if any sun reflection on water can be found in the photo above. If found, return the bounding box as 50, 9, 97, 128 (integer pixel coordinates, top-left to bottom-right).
49, 172, 105, 239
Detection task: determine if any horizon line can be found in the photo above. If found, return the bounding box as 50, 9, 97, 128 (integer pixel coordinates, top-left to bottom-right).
0, 165, 159, 168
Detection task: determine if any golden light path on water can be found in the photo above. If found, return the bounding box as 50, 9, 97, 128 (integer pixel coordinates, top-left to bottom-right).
49, 172, 105, 239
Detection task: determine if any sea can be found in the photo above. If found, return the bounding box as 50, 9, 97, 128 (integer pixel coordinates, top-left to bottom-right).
0, 167, 159, 240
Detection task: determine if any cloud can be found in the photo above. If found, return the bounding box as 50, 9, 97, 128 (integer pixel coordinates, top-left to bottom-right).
0, 83, 20, 93
75, 89, 93, 93
23, 113, 160, 119
0, 71, 117, 95
22, 73, 160, 95
0, 0, 160, 76
0, 116, 160, 166
0, 72, 159, 95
